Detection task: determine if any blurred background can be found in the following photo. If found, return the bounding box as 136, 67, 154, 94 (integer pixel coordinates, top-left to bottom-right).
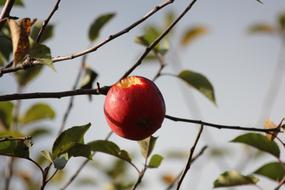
1, 0, 285, 189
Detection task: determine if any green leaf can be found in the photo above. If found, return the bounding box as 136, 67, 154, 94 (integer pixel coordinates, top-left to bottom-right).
180, 26, 207, 46
75, 177, 96, 186
30, 23, 54, 43
254, 162, 285, 182
20, 103, 56, 125
88, 140, 132, 162
89, 13, 115, 41
0, 101, 14, 130
164, 11, 175, 28
52, 123, 91, 158
214, 170, 259, 188
0, 139, 30, 158
0, 0, 24, 6
138, 136, 158, 158
67, 143, 92, 159
29, 38, 52, 66
148, 154, 163, 168
178, 70, 216, 104
248, 24, 274, 34
53, 154, 68, 169
231, 133, 280, 158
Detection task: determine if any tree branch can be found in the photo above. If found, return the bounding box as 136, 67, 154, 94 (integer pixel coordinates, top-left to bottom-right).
36, 0, 62, 43
0, 0, 15, 30
0, 136, 31, 142
165, 114, 281, 133
176, 124, 204, 190
0, 86, 110, 101
0, 0, 174, 77
120, 0, 198, 80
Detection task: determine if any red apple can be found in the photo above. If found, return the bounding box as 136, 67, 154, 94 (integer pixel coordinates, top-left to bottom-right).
104, 76, 166, 141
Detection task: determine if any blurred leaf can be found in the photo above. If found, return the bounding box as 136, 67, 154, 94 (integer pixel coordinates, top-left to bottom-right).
52, 123, 91, 158
20, 103, 55, 125
0, 101, 14, 130
89, 13, 115, 41
165, 150, 188, 159
148, 154, 163, 168
8, 18, 31, 65
88, 140, 132, 162
231, 133, 280, 158
15, 66, 43, 87
209, 147, 232, 158
0, 138, 30, 158
50, 170, 65, 184
75, 177, 96, 186
29, 38, 52, 66
278, 12, 285, 30
40, 150, 53, 163
254, 162, 285, 182
53, 154, 68, 169
213, 170, 259, 188
0, 33, 12, 63
28, 128, 51, 139
255, 0, 263, 4
107, 159, 127, 179
164, 11, 175, 28
161, 173, 176, 185
138, 136, 158, 158
180, 26, 207, 46
80, 67, 98, 89
0, 130, 25, 137
178, 70, 216, 104
30, 23, 54, 43
17, 170, 39, 190
264, 119, 278, 141
248, 23, 274, 34
0, 0, 24, 6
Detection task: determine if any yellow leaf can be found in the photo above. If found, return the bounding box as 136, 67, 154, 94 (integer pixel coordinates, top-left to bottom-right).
8, 18, 31, 65
180, 26, 207, 46
161, 173, 176, 185
264, 119, 277, 141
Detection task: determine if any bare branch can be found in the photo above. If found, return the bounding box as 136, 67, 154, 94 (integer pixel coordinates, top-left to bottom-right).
120, 0, 198, 80
0, 0, 15, 30
0, 86, 110, 101
165, 114, 281, 133
36, 0, 62, 43
176, 125, 204, 190
0, 136, 31, 142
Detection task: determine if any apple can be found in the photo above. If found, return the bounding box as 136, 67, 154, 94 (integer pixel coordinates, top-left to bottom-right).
104, 76, 166, 141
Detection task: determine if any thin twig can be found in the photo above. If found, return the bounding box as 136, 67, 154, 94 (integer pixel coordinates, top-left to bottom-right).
166, 146, 208, 190
59, 131, 113, 190
274, 176, 285, 190
120, 0, 198, 80
165, 114, 281, 133
0, 0, 174, 77
36, 0, 61, 43
0, 0, 15, 30
0, 86, 110, 101
176, 124, 204, 190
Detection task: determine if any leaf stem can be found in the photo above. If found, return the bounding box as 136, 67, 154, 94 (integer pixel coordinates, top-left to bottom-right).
165, 114, 281, 134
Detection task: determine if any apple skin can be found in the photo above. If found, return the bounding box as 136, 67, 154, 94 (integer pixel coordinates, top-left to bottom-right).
104, 76, 166, 141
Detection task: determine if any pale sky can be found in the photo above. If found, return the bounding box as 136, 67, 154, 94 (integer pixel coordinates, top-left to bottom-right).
1, 0, 285, 190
